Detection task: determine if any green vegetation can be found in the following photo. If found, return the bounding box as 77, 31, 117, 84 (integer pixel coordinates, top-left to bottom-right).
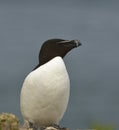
91, 123, 115, 130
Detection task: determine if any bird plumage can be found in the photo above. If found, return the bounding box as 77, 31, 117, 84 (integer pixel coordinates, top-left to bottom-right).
20, 57, 70, 126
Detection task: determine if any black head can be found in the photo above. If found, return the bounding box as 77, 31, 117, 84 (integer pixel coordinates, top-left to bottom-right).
34, 39, 81, 69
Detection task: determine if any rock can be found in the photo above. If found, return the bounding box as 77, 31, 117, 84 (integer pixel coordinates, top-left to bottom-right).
45, 127, 57, 130
0, 113, 69, 130
0, 113, 19, 130
19, 127, 69, 130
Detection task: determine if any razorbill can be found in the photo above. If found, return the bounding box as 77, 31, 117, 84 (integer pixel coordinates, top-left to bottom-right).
20, 39, 81, 129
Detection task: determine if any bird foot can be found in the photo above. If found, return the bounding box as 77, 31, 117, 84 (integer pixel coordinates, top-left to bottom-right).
50, 124, 61, 129
28, 122, 44, 130
27, 122, 67, 130
49, 124, 67, 130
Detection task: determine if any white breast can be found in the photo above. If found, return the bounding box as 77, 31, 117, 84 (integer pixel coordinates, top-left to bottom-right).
20, 56, 70, 126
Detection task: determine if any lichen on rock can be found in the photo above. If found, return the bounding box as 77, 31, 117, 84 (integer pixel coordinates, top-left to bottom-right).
0, 113, 19, 130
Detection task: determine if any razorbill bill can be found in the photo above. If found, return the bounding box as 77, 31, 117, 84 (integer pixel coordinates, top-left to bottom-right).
20, 39, 81, 129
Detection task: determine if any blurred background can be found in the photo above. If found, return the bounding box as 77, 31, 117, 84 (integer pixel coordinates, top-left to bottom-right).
0, 0, 119, 129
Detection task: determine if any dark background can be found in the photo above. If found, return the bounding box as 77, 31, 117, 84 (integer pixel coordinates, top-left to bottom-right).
0, 0, 119, 129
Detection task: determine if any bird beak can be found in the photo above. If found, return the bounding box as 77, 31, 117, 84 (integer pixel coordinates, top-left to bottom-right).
58, 39, 82, 48
70, 40, 82, 47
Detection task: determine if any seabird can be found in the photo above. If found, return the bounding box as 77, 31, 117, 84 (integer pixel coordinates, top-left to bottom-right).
20, 39, 81, 129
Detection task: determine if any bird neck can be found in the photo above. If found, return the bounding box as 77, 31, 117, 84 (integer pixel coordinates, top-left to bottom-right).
33, 55, 64, 70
